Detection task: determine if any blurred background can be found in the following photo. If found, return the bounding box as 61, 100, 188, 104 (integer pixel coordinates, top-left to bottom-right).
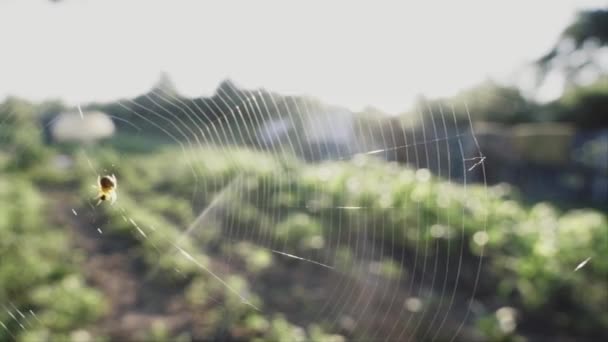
1, 1, 607, 341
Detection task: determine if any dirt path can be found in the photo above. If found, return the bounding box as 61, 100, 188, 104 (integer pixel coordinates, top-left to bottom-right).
49, 190, 192, 340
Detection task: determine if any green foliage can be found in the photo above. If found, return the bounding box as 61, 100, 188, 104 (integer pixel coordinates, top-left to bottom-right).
437, 81, 535, 125
397, 75, 608, 128
0, 98, 50, 171
0, 177, 105, 341
88, 145, 607, 340
553, 77, 608, 127
31, 275, 106, 331
537, 9, 608, 65
233, 242, 273, 273
536, 9, 608, 88
275, 213, 324, 251
475, 308, 525, 342
561, 9, 608, 47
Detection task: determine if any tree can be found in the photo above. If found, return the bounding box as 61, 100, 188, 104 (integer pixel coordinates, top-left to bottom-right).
536, 9, 608, 88
152, 71, 178, 97
413, 81, 535, 125
554, 76, 608, 127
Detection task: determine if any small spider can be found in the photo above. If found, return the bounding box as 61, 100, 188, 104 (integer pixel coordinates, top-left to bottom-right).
93, 174, 118, 205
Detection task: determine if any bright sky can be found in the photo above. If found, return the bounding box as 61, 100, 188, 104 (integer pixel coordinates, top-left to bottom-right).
0, 0, 605, 114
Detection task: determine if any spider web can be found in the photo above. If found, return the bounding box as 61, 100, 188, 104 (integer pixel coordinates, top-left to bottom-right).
0, 77, 488, 341
71, 80, 488, 341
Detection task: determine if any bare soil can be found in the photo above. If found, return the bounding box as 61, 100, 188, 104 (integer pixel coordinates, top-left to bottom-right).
49, 190, 192, 340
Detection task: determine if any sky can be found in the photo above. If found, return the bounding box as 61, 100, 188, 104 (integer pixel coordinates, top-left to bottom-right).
0, 0, 606, 114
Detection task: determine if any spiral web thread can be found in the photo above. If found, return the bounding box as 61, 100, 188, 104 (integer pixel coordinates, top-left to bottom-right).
0, 81, 488, 341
